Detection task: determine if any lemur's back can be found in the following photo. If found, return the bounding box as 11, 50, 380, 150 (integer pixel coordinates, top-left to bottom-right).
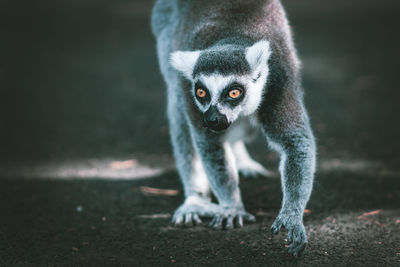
153, 0, 288, 48
152, 0, 299, 80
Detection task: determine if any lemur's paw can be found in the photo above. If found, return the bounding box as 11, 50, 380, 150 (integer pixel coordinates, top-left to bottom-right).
238, 160, 274, 178
172, 196, 219, 227
209, 206, 255, 230
271, 212, 307, 257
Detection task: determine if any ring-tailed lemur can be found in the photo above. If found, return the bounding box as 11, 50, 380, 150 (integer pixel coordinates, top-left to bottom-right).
151, 0, 316, 256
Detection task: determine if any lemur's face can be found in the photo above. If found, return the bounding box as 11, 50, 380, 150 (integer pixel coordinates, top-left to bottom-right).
191, 72, 264, 131
170, 40, 271, 132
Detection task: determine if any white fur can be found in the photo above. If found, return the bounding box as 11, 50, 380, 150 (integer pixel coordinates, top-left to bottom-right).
170, 41, 271, 122
192, 66, 269, 122
190, 154, 210, 196
241, 40, 271, 116
170, 50, 200, 80
245, 40, 271, 73
240, 70, 268, 116
194, 74, 235, 112
200, 74, 234, 100
217, 102, 241, 122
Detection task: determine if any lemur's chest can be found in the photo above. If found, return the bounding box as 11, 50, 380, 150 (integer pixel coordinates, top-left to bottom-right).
224, 115, 260, 143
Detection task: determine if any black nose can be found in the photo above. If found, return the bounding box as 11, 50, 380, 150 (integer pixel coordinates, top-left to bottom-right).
205, 113, 219, 127
203, 106, 230, 131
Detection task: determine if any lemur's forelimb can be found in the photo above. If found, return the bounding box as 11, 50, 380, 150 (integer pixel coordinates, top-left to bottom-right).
167, 92, 220, 226
260, 87, 316, 256
191, 128, 255, 229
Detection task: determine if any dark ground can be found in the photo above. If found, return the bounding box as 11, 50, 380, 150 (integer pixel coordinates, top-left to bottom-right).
1, 0, 400, 266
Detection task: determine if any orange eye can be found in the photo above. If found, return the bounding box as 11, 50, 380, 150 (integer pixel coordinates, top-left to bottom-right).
228, 89, 242, 99
196, 88, 206, 98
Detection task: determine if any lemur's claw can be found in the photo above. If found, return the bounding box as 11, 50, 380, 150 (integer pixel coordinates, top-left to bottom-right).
208, 207, 255, 230
172, 196, 219, 227
271, 212, 307, 256
173, 212, 202, 226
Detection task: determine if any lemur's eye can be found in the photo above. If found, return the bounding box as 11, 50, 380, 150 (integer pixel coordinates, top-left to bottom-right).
196, 88, 206, 98
228, 88, 242, 99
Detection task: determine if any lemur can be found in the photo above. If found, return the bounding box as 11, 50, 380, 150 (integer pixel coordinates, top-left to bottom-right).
151, 0, 316, 256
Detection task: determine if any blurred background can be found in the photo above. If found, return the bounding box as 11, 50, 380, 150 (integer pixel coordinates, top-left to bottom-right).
1, 0, 400, 166
0, 0, 399, 265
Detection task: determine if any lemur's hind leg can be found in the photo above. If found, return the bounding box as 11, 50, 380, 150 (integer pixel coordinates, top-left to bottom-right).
168, 105, 219, 226
232, 141, 273, 178
227, 119, 272, 178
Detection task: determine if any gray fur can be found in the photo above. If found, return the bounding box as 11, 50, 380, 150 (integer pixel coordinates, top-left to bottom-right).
151, 0, 316, 256
193, 46, 252, 76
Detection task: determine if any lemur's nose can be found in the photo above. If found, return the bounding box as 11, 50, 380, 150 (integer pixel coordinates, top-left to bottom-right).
206, 114, 219, 126
203, 106, 230, 131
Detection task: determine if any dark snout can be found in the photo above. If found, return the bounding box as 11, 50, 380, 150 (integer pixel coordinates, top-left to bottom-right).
203, 106, 230, 132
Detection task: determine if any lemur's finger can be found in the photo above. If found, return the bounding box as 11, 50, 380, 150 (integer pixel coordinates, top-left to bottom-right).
271, 220, 282, 235
244, 213, 256, 222
235, 215, 243, 228
208, 216, 217, 228
209, 216, 223, 229
174, 215, 184, 226
288, 241, 306, 257
225, 215, 234, 229
288, 229, 294, 243
184, 213, 193, 225
193, 214, 202, 224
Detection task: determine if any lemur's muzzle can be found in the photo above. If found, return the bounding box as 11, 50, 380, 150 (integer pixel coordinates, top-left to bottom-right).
203, 106, 230, 132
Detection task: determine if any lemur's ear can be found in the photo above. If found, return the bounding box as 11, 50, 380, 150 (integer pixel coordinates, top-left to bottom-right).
170, 50, 200, 80
245, 40, 271, 72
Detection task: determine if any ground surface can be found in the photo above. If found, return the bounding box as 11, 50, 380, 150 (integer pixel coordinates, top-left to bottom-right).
1, 0, 400, 266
